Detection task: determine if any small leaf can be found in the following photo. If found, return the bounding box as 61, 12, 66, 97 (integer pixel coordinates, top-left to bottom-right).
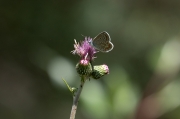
62, 78, 73, 92
62, 78, 78, 96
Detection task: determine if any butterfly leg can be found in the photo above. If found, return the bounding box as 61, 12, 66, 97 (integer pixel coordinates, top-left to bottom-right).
90, 60, 94, 72
89, 60, 94, 81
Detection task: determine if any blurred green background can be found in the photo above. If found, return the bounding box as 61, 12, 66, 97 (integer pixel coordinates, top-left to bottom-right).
1, 0, 180, 119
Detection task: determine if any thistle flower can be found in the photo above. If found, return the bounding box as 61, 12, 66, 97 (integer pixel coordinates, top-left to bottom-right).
72, 37, 97, 77
72, 37, 96, 61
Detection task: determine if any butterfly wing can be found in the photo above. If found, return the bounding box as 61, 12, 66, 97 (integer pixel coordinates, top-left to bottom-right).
92, 31, 114, 52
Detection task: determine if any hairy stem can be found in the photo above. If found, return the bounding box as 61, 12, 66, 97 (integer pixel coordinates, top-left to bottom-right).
70, 76, 86, 119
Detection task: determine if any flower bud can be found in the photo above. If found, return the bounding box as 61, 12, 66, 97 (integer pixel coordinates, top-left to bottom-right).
91, 64, 109, 79
76, 59, 92, 77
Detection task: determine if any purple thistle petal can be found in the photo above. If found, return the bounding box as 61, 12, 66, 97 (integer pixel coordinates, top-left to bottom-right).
72, 37, 97, 61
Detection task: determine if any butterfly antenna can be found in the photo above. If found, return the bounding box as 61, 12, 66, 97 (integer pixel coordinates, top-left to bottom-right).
81, 34, 86, 37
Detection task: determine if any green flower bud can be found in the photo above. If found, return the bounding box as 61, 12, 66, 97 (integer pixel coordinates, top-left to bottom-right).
91, 64, 109, 79
76, 59, 92, 77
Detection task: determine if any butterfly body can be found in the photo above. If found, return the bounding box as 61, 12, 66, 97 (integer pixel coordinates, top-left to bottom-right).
91, 31, 114, 52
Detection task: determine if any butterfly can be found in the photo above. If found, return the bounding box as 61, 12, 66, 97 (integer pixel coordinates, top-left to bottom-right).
91, 31, 114, 52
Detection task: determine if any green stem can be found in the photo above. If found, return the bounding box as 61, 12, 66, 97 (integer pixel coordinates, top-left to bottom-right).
69, 76, 86, 119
